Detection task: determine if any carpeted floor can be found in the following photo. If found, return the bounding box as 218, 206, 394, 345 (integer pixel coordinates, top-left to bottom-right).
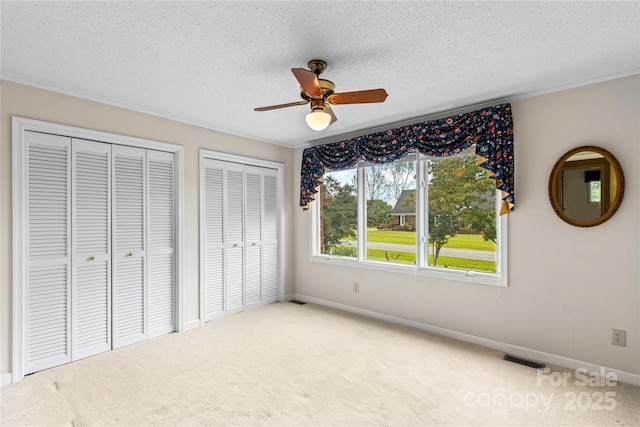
1, 302, 639, 426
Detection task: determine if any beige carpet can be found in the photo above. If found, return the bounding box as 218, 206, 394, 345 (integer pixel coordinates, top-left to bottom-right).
1, 302, 639, 426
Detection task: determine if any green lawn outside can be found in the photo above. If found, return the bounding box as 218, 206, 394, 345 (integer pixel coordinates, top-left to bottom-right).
332, 246, 497, 273
345, 230, 496, 252
366, 248, 415, 264
430, 255, 496, 272
436, 233, 496, 251
365, 230, 415, 245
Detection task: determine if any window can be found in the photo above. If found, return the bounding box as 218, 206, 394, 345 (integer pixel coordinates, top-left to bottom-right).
363, 158, 416, 265
317, 169, 358, 258
424, 154, 498, 274
313, 148, 507, 286
588, 180, 601, 203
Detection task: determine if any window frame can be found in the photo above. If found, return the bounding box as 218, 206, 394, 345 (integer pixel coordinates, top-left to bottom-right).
311, 151, 508, 287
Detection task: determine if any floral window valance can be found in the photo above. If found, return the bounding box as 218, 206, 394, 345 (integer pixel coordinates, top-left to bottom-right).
300, 102, 515, 214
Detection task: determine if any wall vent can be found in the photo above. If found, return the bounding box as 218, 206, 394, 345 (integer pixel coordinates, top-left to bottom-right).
503, 354, 545, 370
290, 300, 306, 305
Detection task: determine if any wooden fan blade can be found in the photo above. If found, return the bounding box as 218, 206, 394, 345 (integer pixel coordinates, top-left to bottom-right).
327, 88, 388, 105
254, 100, 308, 111
325, 104, 338, 125
291, 68, 323, 99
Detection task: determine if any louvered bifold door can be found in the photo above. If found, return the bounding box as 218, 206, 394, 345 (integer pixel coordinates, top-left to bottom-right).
225, 162, 245, 314
25, 132, 72, 374
71, 139, 112, 360
112, 146, 147, 348
245, 166, 262, 307
147, 150, 176, 338
203, 159, 226, 321
261, 168, 279, 301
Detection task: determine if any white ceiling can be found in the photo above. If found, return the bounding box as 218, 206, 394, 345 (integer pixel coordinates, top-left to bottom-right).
2, 1, 638, 148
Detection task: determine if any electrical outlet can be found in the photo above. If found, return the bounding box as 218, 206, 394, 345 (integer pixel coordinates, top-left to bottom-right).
353, 282, 359, 293
612, 329, 626, 347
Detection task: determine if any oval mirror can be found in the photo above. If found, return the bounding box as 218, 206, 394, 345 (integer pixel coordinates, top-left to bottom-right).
549, 146, 625, 227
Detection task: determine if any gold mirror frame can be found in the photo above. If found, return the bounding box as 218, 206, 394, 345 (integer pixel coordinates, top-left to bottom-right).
549, 146, 625, 227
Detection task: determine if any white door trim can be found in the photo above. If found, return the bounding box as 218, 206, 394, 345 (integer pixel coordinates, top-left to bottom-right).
12, 116, 185, 383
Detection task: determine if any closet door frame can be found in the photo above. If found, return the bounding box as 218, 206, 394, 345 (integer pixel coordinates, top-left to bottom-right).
12, 116, 184, 384
199, 149, 284, 325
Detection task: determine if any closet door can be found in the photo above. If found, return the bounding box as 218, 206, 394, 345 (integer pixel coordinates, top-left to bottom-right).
225, 162, 245, 314
244, 166, 262, 307
147, 150, 176, 337
202, 159, 226, 321
25, 132, 72, 374
71, 139, 111, 360
112, 145, 147, 348
262, 168, 279, 301
201, 157, 280, 321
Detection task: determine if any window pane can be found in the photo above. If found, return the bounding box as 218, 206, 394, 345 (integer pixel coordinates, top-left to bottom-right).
588, 180, 601, 203
364, 160, 416, 265
318, 169, 358, 257
425, 154, 497, 273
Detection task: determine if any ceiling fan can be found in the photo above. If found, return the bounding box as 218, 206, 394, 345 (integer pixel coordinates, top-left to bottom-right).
254, 59, 388, 131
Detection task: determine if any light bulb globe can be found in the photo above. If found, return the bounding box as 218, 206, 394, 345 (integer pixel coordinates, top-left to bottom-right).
305, 110, 331, 131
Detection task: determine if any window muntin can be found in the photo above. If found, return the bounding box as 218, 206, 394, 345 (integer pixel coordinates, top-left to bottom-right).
314, 149, 506, 285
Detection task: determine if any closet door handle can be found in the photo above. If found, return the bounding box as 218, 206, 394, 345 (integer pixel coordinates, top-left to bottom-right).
127, 253, 133, 257
232, 244, 238, 248
89, 256, 95, 261
252, 242, 257, 246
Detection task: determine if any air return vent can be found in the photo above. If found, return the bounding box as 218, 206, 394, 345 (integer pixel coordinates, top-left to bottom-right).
503, 354, 545, 370
290, 300, 306, 305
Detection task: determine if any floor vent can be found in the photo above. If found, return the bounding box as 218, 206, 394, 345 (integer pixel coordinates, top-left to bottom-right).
503, 354, 545, 370
290, 300, 306, 305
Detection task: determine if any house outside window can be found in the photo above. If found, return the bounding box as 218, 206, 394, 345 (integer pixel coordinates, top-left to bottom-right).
392, 192, 415, 228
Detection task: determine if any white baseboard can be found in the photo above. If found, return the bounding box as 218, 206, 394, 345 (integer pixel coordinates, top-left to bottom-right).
183, 319, 201, 331
294, 293, 640, 387
284, 293, 295, 302
1, 372, 12, 387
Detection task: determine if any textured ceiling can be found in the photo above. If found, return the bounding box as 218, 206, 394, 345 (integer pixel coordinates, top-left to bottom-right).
1, 1, 639, 148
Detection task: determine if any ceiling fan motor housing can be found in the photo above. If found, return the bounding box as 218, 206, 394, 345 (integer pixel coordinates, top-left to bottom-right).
300, 79, 335, 102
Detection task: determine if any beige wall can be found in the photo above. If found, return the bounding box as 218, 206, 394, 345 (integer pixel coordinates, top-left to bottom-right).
1, 80, 295, 376
293, 75, 640, 375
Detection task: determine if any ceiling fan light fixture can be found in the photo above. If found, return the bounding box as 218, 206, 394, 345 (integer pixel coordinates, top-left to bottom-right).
305, 109, 331, 131
255, 59, 388, 131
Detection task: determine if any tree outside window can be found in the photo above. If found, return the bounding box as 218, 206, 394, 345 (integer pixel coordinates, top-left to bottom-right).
425, 155, 496, 271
